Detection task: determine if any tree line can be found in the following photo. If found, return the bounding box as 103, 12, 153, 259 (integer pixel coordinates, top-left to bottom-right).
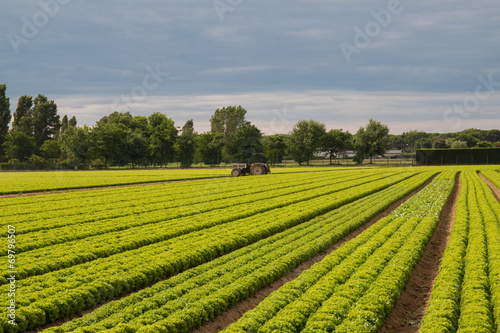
0, 84, 498, 170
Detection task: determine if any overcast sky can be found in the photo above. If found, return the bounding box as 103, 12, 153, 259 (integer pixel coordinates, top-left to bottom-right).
1, 0, 499, 134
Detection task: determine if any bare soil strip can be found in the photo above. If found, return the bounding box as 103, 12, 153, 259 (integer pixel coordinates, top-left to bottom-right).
193, 176, 436, 333
479, 172, 500, 202
378, 172, 460, 333
0, 177, 219, 199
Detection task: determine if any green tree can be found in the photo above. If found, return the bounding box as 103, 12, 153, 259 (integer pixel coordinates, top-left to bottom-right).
60, 126, 93, 165
195, 132, 224, 165
40, 140, 61, 160
432, 137, 448, 149
455, 133, 478, 148
450, 140, 468, 149
12, 95, 33, 136
228, 124, 263, 162
322, 129, 352, 164
125, 129, 148, 167
147, 112, 178, 166
0, 84, 11, 159
60, 115, 76, 135
91, 122, 128, 167
354, 119, 390, 164
476, 141, 493, 148
175, 119, 197, 168
68, 116, 77, 128
263, 134, 287, 165
60, 115, 69, 135
2, 131, 36, 161
32, 94, 60, 148
287, 120, 326, 165
210, 105, 249, 161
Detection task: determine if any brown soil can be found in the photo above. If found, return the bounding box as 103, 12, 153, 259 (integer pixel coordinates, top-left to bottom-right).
193, 175, 436, 333
378, 172, 460, 333
479, 172, 500, 202
0, 177, 218, 199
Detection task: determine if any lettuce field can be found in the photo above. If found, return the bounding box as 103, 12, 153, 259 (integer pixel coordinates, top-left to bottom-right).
1, 166, 500, 333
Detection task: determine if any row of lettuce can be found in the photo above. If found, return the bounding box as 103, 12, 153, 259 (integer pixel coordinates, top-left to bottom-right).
0, 170, 420, 332
2, 170, 344, 232
0, 166, 348, 195
2, 171, 394, 281
420, 170, 500, 332
221, 170, 455, 333
35, 172, 435, 333
0, 169, 231, 195
2, 171, 358, 250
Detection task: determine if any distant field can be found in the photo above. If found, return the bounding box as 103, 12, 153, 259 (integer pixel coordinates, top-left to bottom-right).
0, 166, 369, 194
1, 166, 500, 332
0, 169, 231, 194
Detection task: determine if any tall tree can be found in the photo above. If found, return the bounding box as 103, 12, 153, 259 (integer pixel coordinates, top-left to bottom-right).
175, 119, 197, 168
12, 95, 33, 136
228, 123, 263, 162
91, 122, 128, 167
195, 132, 224, 165
60, 126, 93, 165
68, 116, 77, 128
263, 134, 288, 165
210, 105, 249, 161
125, 129, 148, 167
32, 94, 60, 148
354, 119, 390, 163
60, 115, 69, 135
287, 120, 326, 165
0, 84, 11, 159
322, 129, 352, 164
147, 112, 178, 166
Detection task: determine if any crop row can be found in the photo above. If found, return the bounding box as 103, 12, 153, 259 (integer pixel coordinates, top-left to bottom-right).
421, 170, 500, 332
48, 172, 434, 333
0, 169, 339, 221
22, 171, 431, 333
0, 172, 420, 332
5, 171, 396, 280
0, 166, 353, 195
481, 169, 500, 193
7, 171, 365, 252
223, 171, 455, 333
0, 169, 234, 195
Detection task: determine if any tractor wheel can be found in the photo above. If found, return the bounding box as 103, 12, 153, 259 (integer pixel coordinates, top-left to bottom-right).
231, 168, 241, 177
250, 164, 265, 175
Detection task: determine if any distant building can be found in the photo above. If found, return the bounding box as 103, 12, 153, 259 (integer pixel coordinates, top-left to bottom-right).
385, 149, 403, 158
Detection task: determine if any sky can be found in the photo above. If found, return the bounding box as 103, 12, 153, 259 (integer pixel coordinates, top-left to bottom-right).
1, 0, 499, 135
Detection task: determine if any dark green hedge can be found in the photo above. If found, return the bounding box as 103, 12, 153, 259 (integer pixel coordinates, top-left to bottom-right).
416, 148, 500, 165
